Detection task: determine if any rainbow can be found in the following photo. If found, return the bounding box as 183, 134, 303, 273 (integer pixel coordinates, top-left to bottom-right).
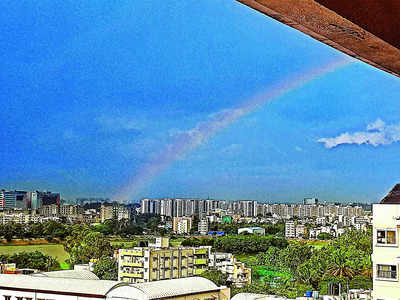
114, 57, 354, 201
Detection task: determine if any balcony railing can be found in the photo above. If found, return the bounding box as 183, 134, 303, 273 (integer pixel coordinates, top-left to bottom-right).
194, 249, 208, 255
194, 258, 207, 265
121, 261, 143, 267
120, 250, 143, 256
377, 270, 397, 279
120, 272, 144, 278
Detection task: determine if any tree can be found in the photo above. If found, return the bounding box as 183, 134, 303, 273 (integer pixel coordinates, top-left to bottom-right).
278, 242, 313, 276
200, 268, 229, 286
231, 282, 272, 297
256, 246, 280, 267
0, 251, 59, 271
349, 275, 372, 289
93, 257, 118, 280
64, 224, 113, 265
317, 232, 332, 240
326, 248, 356, 295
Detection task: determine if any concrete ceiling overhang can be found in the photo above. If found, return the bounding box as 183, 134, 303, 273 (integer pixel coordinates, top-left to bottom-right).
236, 0, 400, 78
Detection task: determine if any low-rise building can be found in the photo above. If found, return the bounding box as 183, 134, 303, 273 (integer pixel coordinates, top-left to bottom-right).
198, 219, 209, 235
209, 252, 251, 287
118, 245, 210, 284
173, 216, 192, 234
238, 227, 265, 235
39, 204, 60, 217
295, 224, 307, 238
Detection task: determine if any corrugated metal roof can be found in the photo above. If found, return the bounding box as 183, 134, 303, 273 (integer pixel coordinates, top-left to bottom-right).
0, 274, 121, 296
31, 270, 100, 280
131, 277, 220, 299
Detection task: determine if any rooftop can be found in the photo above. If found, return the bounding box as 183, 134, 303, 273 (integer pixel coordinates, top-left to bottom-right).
0, 274, 121, 297
130, 277, 220, 299
31, 270, 100, 280
0, 275, 224, 300
380, 184, 400, 204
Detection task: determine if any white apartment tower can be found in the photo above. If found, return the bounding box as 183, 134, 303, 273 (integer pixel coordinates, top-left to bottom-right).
285, 221, 295, 238
372, 184, 400, 300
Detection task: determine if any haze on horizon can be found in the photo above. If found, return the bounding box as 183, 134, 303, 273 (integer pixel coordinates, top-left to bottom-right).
1, 1, 399, 203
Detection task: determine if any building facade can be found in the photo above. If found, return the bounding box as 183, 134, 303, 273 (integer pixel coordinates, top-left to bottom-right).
372, 184, 400, 300
118, 246, 210, 284
198, 219, 209, 235
285, 221, 295, 238
173, 216, 192, 234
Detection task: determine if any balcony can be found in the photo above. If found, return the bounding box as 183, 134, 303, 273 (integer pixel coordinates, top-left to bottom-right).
121, 261, 143, 267
194, 258, 207, 265
120, 272, 144, 278
194, 248, 208, 255
194, 268, 205, 275
120, 250, 143, 256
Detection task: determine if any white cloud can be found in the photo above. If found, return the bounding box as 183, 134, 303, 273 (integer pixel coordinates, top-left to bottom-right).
318, 119, 400, 148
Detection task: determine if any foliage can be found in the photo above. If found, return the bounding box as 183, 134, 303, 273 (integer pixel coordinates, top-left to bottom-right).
200, 268, 229, 286
0, 221, 68, 241
317, 232, 333, 240
214, 235, 288, 254
64, 224, 113, 265
349, 275, 373, 289
278, 242, 313, 276
248, 229, 372, 295
93, 257, 118, 280
231, 282, 272, 296
0, 251, 59, 271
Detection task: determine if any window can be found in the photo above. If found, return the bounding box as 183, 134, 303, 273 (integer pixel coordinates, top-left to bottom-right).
377, 229, 396, 245
377, 264, 397, 279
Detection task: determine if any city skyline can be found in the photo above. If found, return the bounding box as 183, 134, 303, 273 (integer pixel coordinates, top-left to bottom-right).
2, 1, 400, 203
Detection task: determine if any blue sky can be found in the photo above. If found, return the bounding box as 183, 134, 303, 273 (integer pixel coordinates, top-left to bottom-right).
1, 0, 400, 203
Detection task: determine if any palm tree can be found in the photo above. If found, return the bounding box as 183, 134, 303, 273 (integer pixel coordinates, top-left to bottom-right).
326, 249, 355, 296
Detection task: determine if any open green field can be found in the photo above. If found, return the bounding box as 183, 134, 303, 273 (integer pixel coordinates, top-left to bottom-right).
0, 244, 69, 264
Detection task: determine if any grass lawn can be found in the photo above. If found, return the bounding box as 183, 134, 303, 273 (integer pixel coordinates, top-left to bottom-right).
305, 240, 330, 249
0, 244, 69, 265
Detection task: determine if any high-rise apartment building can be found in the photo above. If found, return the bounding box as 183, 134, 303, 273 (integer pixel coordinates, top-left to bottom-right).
303, 197, 318, 205
101, 203, 130, 222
